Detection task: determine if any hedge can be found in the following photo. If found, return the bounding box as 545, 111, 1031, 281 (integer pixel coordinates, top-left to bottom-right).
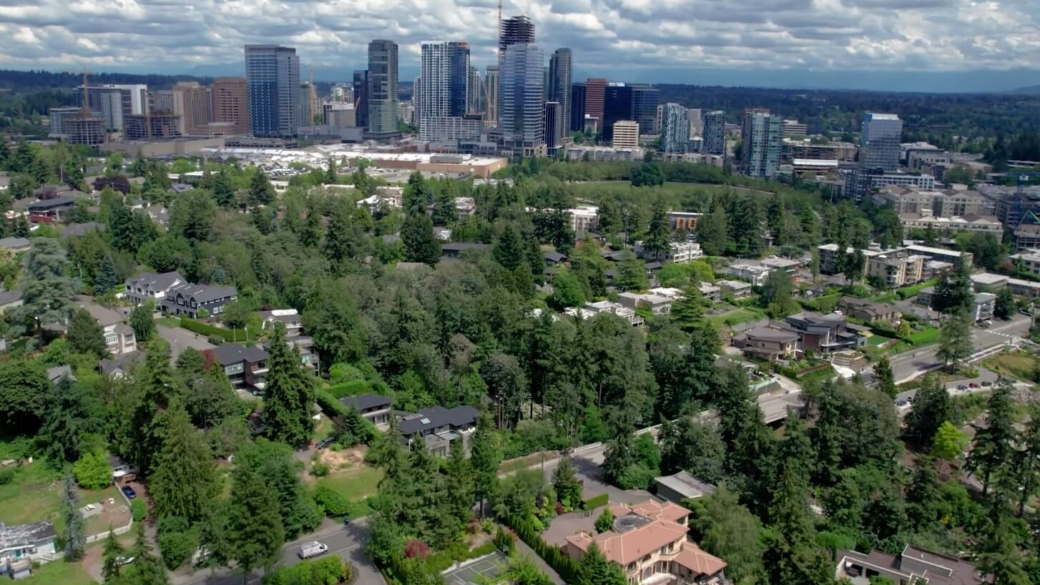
314, 388, 349, 418
583, 493, 609, 509
325, 379, 374, 399
131, 499, 146, 522
262, 556, 352, 585
179, 318, 247, 343
895, 278, 938, 300
503, 516, 580, 583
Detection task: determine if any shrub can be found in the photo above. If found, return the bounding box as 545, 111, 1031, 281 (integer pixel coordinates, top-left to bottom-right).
313, 485, 351, 517
404, 539, 430, 559
131, 498, 147, 522
583, 493, 609, 510
0, 469, 14, 485
180, 318, 246, 343
501, 516, 580, 583
263, 556, 351, 585
310, 462, 330, 478
595, 508, 615, 533
494, 527, 516, 555
328, 363, 365, 384
157, 516, 197, 570
72, 451, 112, 490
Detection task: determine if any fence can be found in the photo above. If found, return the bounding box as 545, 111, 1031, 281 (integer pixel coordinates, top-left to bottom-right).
85, 479, 135, 544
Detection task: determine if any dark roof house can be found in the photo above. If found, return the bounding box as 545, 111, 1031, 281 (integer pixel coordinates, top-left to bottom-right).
62, 222, 104, 239
836, 544, 986, 585
162, 282, 238, 318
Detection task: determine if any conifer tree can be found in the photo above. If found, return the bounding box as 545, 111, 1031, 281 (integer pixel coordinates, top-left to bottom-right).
262, 324, 315, 447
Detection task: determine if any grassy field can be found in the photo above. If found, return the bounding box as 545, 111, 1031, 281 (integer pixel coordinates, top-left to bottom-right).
154, 317, 181, 328
982, 352, 1038, 382
19, 561, 97, 585
707, 307, 766, 328
312, 416, 335, 442
315, 464, 384, 502
0, 462, 125, 536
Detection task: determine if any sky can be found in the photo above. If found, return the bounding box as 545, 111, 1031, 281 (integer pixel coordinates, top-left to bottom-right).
0, 0, 1039, 92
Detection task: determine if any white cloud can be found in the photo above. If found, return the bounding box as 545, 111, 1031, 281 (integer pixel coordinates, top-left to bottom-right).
0, 0, 1035, 77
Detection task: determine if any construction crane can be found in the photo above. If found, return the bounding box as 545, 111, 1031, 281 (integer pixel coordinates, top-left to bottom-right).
79, 66, 91, 117
308, 66, 319, 125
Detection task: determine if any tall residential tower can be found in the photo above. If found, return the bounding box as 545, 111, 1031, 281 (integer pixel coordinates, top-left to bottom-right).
547, 48, 572, 143
740, 109, 783, 178
367, 40, 400, 140
499, 43, 545, 154
860, 113, 903, 171
244, 45, 300, 138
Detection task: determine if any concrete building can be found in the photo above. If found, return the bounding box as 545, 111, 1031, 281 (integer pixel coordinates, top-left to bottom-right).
702, 110, 725, 156
422, 115, 484, 142
210, 77, 250, 135
782, 139, 857, 162
74, 84, 147, 130
612, 120, 639, 149
878, 186, 990, 217
419, 41, 471, 141
900, 213, 1003, 240
860, 113, 903, 171
660, 103, 689, 153
782, 119, 807, 136
548, 49, 572, 135
123, 113, 182, 140
865, 249, 927, 288
172, 82, 211, 135
64, 115, 106, 147
741, 109, 782, 178
583, 78, 607, 126
47, 107, 82, 137
836, 545, 985, 585
544, 102, 562, 155
245, 45, 300, 138
569, 205, 598, 233
499, 43, 545, 154
367, 40, 400, 140
322, 102, 356, 127
719, 279, 753, 299
564, 145, 644, 162
498, 15, 535, 62
686, 108, 703, 138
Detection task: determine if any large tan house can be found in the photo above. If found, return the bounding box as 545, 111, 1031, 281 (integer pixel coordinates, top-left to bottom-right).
564, 500, 727, 585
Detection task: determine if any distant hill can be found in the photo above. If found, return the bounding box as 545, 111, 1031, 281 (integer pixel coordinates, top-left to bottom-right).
1008, 85, 1040, 95
0, 69, 212, 92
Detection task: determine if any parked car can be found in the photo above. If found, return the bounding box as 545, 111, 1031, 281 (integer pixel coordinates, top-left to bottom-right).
982, 381, 993, 387
343, 517, 351, 526
970, 382, 980, 388
121, 485, 137, 499
957, 384, 969, 391
115, 556, 135, 566
316, 437, 335, 449
299, 542, 329, 559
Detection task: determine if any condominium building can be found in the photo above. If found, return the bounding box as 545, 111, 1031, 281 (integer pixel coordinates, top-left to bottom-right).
547, 49, 572, 134
865, 249, 927, 288
686, 108, 703, 138
75, 85, 146, 131
211, 77, 250, 135
419, 41, 470, 141
741, 109, 782, 178
499, 43, 545, 152
48, 107, 84, 137
660, 103, 690, 153
612, 120, 639, 149
900, 213, 1003, 240
569, 205, 598, 233
323, 102, 357, 127
702, 110, 725, 156
367, 40, 401, 140
564, 146, 644, 162
64, 116, 106, 147
172, 82, 212, 135
782, 139, 857, 162
245, 45, 300, 138
860, 113, 903, 171
878, 186, 990, 217
423, 115, 484, 142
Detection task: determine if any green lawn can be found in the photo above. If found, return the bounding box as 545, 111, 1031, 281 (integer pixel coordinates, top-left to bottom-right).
312, 417, 335, 442
982, 353, 1038, 381
0, 462, 123, 536
20, 561, 97, 585
154, 317, 181, 328
315, 465, 384, 502
907, 327, 941, 346
707, 307, 766, 328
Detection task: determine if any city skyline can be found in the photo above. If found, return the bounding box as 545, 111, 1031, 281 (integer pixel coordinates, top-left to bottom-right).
0, 1, 1037, 93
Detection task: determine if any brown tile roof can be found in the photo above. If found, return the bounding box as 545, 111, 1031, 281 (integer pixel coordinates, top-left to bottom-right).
566, 499, 709, 568
675, 543, 728, 577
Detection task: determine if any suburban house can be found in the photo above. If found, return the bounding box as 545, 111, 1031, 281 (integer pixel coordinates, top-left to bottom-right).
0, 237, 31, 252
760, 256, 804, 279
62, 222, 104, 239
563, 499, 727, 585
0, 289, 22, 314
161, 282, 238, 318
732, 326, 799, 361
635, 241, 703, 264
206, 344, 270, 394
784, 312, 868, 354
398, 405, 479, 458
260, 309, 303, 336
726, 262, 772, 287
0, 521, 57, 570
569, 301, 644, 326
617, 291, 673, 316
27, 197, 76, 219
835, 545, 985, 585
543, 251, 567, 266
718, 279, 752, 299
697, 283, 722, 303
838, 297, 901, 323
654, 471, 716, 505
45, 365, 75, 385
99, 352, 145, 378
123, 271, 187, 306
440, 242, 490, 259
78, 302, 136, 356
339, 394, 393, 429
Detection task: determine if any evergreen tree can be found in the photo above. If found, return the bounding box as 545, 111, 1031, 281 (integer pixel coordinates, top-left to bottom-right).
61, 473, 86, 561
118, 522, 169, 585
39, 376, 92, 464
767, 191, 787, 246
262, 324, 315, 447
226, 464, 285, 581
975, 514, 1031, 585
323, 200, 367, 269
697, 200, 729, 256
68, 307, 108, 358
432, 184, 458, 225
436, 439, 472, 546
967, 383, 1016, 496
759, 270, 798, 318
995, 287, 1015, 320
299, 198, 323, 248
552, 457, 583, 509
129, 343, 181, 475
904, 374, 952, 449
642, 199, 672, 261
762, 466, 832, 585
493, 224, 525, 271
576, 542, 627, 585
1012, 402, 1040, 515
932, 255, 974, 314
616, 255, 649, 291
325, 158, 337, 184
670, 285, 705, 332
873, 355, 897, 398
248, 170, 275, 206
401, 212, 440, 266
150, 400, 218, 523
251, 206, 273, 234
94, 253, 119, 295
937, 309, 973, 371
102, 529, 125, 582
130, 304, 155, 343
470, 409, 501, 518
603, 430, 635, 487
596, 197, 623, 237
212, 168, 236, 208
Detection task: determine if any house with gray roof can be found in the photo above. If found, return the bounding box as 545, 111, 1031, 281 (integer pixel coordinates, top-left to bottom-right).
77, 301, 136, 355
45, 365, 75, 385
654, 471, 716, 504
0, 521, 57, 567
27, 196, 75, 218
398, 405, 478, 457
162, 282, 238, 319
0, 289, 23, 314
0, 237, 31, 252
62, 222, 104, 239
124, 271, 186, 306
206, 344, 269, 394
836, 544, 985, 585
339, 394, 393, 429
732, 326, 799, 361
100, 352, 145, 378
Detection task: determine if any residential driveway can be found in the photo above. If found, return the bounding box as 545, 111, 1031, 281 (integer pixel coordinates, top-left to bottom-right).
543, 510, 599, 548
157, 325, 215, 362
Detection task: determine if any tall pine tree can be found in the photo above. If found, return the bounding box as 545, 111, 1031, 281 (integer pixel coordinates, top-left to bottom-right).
262, 324, 315, 446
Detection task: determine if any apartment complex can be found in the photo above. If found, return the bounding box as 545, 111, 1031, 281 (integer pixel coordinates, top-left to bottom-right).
701, 111, 725, 156
367, 40, 401, 140
418, 41, 471, 141
211, 77, 250, 135
498, 43, 545, 154
660, 103, 690, 153
244, 45, 300, 138
612, 120, 639, 149
878, 186, 990, 217
740, 109, 782, 178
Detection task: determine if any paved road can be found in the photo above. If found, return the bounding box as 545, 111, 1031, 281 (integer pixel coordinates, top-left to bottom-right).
890, 315, 1031, 383
157, 325, 215, 362
894, 367, 1000, 410
177, 519, 383, 585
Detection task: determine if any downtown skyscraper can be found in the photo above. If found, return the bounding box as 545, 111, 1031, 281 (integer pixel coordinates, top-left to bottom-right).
547, 48, 572, 143
499, 43, 545, 154
702, 110, 725, 155
741, 109, 783, 178
367, 40, 400, 139
244, 45, 300, 138
860, 113, 903, 171
419, 41, 471, 141
499, 16, 535, 63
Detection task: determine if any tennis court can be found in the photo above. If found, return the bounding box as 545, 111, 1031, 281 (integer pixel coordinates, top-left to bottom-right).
442, 550, 507, 585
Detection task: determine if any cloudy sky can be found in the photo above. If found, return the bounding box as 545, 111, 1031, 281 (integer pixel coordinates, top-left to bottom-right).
0, 0, 1038, 90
